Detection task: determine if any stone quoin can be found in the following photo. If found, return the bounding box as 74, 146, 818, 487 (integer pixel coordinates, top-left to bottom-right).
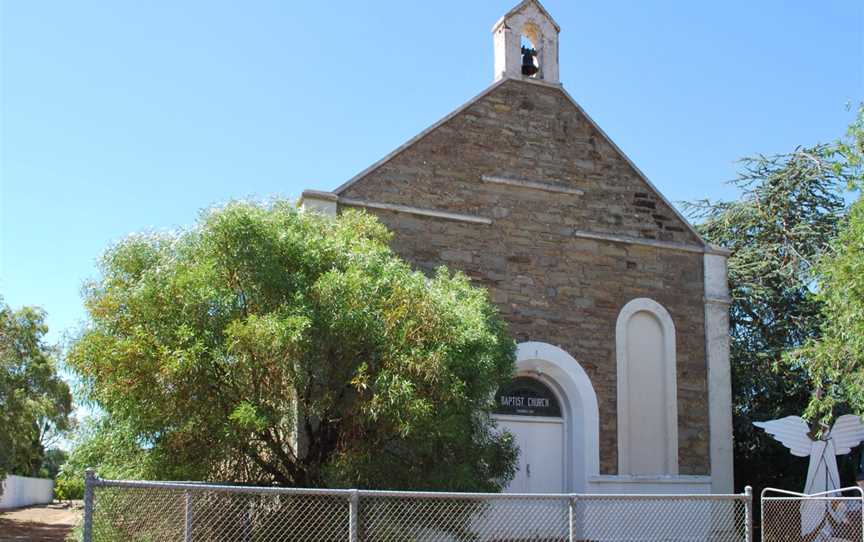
300, 0, 733, 495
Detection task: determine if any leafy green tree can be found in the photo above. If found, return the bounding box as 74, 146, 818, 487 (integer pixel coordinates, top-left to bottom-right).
38, 448, 68, 479
56, 415, 152, 500
0, 300, 72, 479
685, 143, 853, 492
793, 105, 864, 428
59, 416, 151, 481
796, 198, 864, 426
67, 201, 517, 490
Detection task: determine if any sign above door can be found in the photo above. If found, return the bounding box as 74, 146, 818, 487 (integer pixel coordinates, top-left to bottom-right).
494, 377, 562, 417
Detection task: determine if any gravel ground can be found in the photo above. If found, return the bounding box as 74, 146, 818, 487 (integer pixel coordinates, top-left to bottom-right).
0, 501, 82, 542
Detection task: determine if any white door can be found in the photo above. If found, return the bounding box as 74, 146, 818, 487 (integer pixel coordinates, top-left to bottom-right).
497, 417, 565, 493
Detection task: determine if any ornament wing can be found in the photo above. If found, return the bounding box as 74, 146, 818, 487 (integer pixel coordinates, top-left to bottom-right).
829, 414, 864, 455
754, 416, 812, 457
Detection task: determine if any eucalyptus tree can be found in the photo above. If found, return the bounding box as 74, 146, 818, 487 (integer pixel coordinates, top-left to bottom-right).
686, 142, 852, 491
0, 301, 72, 480
793, 105, 864, 429
68, 201, 517, 490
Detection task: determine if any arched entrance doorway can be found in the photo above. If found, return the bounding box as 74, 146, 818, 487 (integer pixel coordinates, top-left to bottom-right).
494, 377, 565, 493
493, 342, 600, 493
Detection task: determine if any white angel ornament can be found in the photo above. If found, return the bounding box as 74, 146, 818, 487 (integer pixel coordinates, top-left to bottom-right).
755, 415, 864, 539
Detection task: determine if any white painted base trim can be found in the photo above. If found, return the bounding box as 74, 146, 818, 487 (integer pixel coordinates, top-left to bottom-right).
587, 475, 712, 495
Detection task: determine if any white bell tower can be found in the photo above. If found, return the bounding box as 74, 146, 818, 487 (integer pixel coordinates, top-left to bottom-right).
492, 0, 561, 84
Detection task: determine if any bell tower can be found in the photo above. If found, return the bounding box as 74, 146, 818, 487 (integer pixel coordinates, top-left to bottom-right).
493, 0, 560, 84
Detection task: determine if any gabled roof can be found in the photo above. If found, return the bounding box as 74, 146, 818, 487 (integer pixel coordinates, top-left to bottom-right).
332, 77, 710, 249
333, 78, 509, 195
492, 0, 561, 33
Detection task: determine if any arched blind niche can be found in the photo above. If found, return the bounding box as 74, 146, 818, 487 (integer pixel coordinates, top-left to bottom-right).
616, 298, 679, 476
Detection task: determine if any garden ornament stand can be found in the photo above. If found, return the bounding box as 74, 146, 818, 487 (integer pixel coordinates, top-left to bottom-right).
755, 415, 864, 538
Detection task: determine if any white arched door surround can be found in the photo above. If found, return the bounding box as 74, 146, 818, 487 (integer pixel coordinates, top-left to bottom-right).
504, 341, 600, 493
615, 298, 679, 476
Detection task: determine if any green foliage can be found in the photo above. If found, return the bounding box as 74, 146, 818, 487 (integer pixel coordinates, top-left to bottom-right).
67, 200, 517, 490
59, 416, 152, 481
39, 448, 68, 479
56, 415, 153, 504
685, 143, 852, 492
54, 475, 84, 501
798, 198, 864, 425
836, 103, 864, 188
0, 300, 73, 482
793, 104, 864, 427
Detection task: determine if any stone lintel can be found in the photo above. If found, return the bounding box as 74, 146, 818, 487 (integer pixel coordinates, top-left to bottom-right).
481, 175, 584, 196
339, 197, 492, 225
571, 230, 707, 254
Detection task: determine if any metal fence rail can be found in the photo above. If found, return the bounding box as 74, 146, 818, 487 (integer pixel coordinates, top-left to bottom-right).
761, 487, 863, 542
82, 470, 753, 541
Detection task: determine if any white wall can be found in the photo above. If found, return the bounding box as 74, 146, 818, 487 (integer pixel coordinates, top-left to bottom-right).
704, 251, 735, 494
0, 475, 54, 509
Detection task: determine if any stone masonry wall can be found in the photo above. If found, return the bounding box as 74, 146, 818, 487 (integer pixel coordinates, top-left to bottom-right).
336, 78, 709, 475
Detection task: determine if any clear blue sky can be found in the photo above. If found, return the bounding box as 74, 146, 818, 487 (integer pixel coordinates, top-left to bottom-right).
1, 0, 862, 347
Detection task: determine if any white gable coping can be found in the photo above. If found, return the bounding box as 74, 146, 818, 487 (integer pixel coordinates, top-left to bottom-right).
492, 0, 561, 33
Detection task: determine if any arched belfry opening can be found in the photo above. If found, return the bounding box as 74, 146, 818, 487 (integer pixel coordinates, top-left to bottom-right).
520, 23, 540, 77
493, 0, 560, 84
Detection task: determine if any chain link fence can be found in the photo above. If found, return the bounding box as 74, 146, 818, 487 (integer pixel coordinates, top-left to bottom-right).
82, 470, 753, 541
761, 487, 863, 542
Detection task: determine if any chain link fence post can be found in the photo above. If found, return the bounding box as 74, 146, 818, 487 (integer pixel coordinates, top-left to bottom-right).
184, 490, 193, 542
82, 468, 96, 542
348, 489, 359, 542
744, 486, 753, 542
568, 494, 577, 542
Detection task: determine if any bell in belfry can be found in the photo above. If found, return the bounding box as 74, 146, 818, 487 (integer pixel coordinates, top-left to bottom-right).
521, 46, 538, 76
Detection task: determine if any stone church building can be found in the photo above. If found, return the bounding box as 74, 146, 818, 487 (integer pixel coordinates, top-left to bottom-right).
301, 0, 733, 495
